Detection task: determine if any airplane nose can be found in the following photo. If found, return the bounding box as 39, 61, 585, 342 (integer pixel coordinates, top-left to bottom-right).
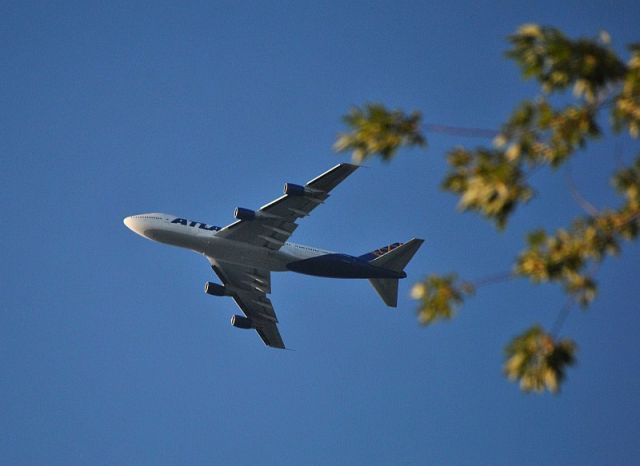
123, 215, 142, 235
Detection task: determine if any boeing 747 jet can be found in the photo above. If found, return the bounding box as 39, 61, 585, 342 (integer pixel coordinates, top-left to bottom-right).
124, 163, 423, 348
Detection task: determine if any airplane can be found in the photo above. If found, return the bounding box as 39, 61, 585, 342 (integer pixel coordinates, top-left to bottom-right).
123, 163, 423, 349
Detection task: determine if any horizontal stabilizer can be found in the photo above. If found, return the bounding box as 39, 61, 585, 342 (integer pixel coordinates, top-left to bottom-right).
369, 238, 424, 272
359, 242, 404, 262
367, 238, 424, 308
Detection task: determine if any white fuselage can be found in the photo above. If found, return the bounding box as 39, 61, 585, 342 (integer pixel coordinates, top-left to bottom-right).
123, 213, 330, 271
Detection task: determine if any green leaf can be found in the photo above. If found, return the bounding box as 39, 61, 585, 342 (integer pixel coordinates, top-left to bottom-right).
334, 103, 426, 162
442, 148, 533, 229
412, 274, 473, 326
506, 25, 626, 103
612, 44, 640, 138
504, 325, 576, 393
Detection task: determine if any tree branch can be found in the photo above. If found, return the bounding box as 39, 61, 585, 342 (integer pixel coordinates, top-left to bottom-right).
470, 271, 515, 288
565, 167, 600, 216
424, 123, 498, 139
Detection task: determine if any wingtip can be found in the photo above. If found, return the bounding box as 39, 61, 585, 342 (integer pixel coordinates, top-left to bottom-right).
268, 344, 289, 350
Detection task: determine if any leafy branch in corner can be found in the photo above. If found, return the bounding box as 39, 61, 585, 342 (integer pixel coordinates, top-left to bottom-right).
334, 25, 640, 394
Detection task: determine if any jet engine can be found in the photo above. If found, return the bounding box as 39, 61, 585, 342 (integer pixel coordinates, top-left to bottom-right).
283, 182, 306, 196
204, 282, 229, 296
234, 207, 256, 221
231, 315, 253, 329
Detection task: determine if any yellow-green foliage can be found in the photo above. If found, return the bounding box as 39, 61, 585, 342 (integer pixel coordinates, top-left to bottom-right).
411, 274, 474, 326
335, 26, 640, 394
334, 103, 425, 162
504, 325, 576, 394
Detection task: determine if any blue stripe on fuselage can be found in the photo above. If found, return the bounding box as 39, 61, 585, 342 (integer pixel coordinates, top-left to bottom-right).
286, 253, 405, 279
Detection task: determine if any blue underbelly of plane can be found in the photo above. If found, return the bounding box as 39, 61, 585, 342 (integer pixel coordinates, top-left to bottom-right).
286, 254, 406, 279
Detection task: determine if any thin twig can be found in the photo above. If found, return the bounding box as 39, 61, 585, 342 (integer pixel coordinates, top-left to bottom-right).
551, 297, 576, 338
424, 123, 499, 139
565, 166, 600, 216
470, 271, 515, 288
551, 263, 601, 337
547, 208, 639, 337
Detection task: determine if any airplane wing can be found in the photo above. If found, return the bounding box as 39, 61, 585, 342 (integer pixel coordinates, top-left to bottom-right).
208, 258, 285, 349
216, 163, 359, 249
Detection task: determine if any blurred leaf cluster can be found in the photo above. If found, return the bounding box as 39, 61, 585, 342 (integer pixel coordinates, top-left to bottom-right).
516, 164, 640, 306
411, 274, 474, 325
496, 100, 600, 167
335, 25, 640, 394
442, 148, 533, 229
613, 44, 640, 137
506, 24, 626, 101
504, 325, 576, 393
613, 156, 640, 210
334, 103, 425, 162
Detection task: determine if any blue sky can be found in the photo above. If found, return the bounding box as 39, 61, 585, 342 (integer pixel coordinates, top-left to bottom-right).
2, 1, 639, 464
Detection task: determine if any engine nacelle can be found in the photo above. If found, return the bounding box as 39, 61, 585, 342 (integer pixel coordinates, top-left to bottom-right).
204, 282, 229, 296
283, 183, 307, 196
231, 315, 253, 329
234, 207, 256, 221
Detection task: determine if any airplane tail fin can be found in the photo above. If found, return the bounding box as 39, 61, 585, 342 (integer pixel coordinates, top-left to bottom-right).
368, 276, 400, 307
366, 238, 424, 308
358, 242, 404, 262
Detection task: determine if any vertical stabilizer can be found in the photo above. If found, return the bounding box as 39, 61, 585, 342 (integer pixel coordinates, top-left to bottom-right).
369, 278, 400, 307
